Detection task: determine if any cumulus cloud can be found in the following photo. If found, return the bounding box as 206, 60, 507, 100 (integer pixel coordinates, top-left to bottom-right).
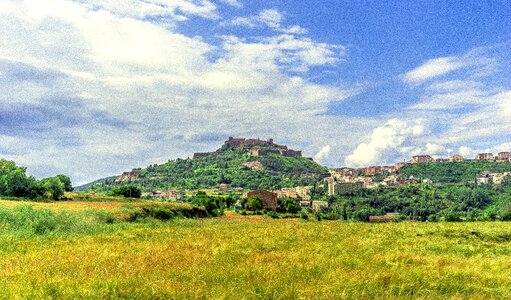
458, 146, 474, 157
345, 119, 427, 167
314, 145, 330, 163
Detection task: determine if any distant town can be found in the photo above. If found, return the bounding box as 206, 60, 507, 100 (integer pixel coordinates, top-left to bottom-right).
327, 152, 511, 197
111, 137, 511, 217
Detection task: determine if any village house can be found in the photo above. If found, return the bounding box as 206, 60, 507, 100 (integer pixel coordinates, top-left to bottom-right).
143, 190, 184, 200
476, 171, 510, 185
329, 168, 361, 180
381, 166, 396, 173
497, 152, 511, 162
273, 186, 311, 200
299, 201, 311, 209
327, 179, 364, 196
244, 190, 278, 211
475, 153, 495, 161
449, 154, 465, 162
412, 155, 434, 164
311, 201, 329, 212
382, 175, 406, 187
362, 166, 382, 175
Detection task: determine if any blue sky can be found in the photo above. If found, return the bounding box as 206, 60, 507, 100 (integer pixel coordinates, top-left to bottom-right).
0, 0, 510, 184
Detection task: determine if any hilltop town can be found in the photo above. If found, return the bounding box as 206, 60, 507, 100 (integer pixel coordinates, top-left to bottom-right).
94, 138, 511, 219
193, 137, 303, 158
327, 152, 511, 196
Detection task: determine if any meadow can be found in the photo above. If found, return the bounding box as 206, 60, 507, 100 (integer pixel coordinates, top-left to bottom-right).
1, 199, 511, 299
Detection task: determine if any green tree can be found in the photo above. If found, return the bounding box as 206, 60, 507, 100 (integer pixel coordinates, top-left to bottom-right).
278, 198, 301, 213
110, 185, 142, 198
39, 177, 65, 200
245, 196, 264, 211
55, 174, 74, 192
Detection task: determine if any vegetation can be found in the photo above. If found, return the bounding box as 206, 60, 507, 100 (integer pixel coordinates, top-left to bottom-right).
109, 185, 142, 198
1, 204, 511, 298
315, 182, 511, 222
0, 159, 72, 201
186, 191, 235, 216
398, 161, 511, 183
83, 148, 328, 193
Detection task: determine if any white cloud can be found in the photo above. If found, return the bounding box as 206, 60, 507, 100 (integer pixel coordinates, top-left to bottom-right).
424, 143, 451, 156
0, 0, 365, 184
219, 0, 242, 8
347, 44, 511, 167
458, 146, 474, 157
401, 57, 465, 84
71, 0, 220, 21
314, 145, 330, 163
345, 119, 427, 167
226, 8, 308, 35
258, 9, 283, 28
401, 47, 499, 85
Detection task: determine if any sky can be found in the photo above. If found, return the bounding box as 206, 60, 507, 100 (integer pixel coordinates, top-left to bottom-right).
0, 0, 510, 185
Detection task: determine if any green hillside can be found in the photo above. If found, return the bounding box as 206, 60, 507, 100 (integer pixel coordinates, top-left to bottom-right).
83, 147, 329, 193
398, 161, 511, 183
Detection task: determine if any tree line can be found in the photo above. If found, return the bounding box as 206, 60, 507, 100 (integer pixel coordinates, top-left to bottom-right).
0, 159, 73, 200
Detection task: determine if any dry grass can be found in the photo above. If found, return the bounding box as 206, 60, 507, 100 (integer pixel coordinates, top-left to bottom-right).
1, 206, 511, 299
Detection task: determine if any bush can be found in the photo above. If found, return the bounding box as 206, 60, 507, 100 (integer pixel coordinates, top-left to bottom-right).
245, 196, 264, 211
266, 211, 279, 219
277, 198, 301, 213
110, 186, 142, 198
500, 210, 511, 221
444, 212, 462, 222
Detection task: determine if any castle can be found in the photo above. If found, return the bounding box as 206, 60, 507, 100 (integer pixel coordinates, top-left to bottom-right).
193, 137, 302, 158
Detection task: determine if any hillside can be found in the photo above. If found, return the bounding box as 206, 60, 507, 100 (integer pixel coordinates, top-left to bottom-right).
398, 161, 511, 183
82, 139, 329, 193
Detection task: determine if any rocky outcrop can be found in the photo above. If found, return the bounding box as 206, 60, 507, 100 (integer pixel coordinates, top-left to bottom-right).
241, 161, 264, 170
116, 171, 140, 182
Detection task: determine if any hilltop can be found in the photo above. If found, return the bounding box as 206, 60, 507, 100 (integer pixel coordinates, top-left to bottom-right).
82, 138, 329, 193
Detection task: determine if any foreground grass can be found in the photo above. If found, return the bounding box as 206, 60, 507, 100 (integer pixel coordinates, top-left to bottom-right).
1, 204, 511, 299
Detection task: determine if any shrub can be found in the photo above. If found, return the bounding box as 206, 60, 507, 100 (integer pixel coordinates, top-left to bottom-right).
110, 186, 142, 198
245, 196, 264, 211
266, 211, 279, 219
500, 210, 511, 221
444, 212, 462, 222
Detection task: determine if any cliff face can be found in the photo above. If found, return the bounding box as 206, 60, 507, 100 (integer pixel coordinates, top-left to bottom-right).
115, 171, 140, 182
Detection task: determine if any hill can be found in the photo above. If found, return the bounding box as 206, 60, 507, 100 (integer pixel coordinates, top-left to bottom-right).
398, 160, 511, 183
82, 138, 329, 193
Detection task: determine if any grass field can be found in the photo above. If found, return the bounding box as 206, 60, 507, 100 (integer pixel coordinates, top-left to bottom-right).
1, 200, 511, 299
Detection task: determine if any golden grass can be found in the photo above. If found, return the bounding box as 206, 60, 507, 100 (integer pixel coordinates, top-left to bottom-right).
0, 199, 193, 212
1, 208, 511, 299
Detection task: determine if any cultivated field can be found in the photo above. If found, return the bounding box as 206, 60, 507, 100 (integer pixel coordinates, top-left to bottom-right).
1, 200, 511, 299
